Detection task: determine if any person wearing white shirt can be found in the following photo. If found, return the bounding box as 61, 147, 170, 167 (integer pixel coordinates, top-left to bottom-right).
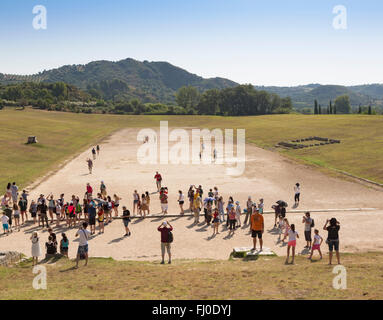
294, 183, 301, 206
75, 222, 91, 268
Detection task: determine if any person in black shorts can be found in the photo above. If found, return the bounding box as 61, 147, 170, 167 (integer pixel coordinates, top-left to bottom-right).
323, 218, 341, 265
250, 209, 264, 251
122, 206, 131, 237
88, 199, 97, 235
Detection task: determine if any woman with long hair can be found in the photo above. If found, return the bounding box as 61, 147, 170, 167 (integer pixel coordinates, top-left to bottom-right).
30, 232, 41, 266
285, 223, 299, 264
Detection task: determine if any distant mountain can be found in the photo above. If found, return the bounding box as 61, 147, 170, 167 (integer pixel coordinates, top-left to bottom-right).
1, 58, 382, 108
0, 58, 238, 103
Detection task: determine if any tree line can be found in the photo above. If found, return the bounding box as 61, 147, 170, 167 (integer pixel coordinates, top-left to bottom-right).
313, 95, 377, 115
176, 85, 293, 115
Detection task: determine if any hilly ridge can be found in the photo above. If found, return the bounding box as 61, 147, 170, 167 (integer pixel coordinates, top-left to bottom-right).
1, 57, 383, 108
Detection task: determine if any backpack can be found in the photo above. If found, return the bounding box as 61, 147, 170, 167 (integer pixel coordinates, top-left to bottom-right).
168, 229, 174, 243
311, 219, 315, 228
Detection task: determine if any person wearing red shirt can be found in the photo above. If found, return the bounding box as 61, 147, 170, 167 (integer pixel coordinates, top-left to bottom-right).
154, 171, 162, 192
158, 221, 173, 264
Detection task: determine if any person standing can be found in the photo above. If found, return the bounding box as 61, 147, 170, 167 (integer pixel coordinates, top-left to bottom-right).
250, 209, 264, 251
3, 204, 13, 233
18, 196, 28, 224
60, 233, 69, 258
11, 182, 18, 204
29, 200, 37, 224
178, 190, 185, 215
154, 172, 162, 192
132, 190, 139, 216
244, 196, 253, 225
122, 206, 131, 237
30, 232, 41, 265
75, 222, 91, 268
160, 189, 168, 215
217, 196, 225, 222
308, 229, 323, 261
96, 145, 100, 156
188, 186, 195, 212
86, 159, 93, 175
12, 203, 20, 231
1, 211, 10, 235
258, 198, 264, 214
302, 211, 313, 249
100, 181, 107, 197
235, 201, 242, 228
228, 207, 237, 235
113, 194, 122, 217
324, 218, 341, 265
158, 221, 173, 264
212, 208, 220, 235
88, 198, 97, 235
285, 223, 299, 264
92, 148, 96, 160
145, 191, 151, 215
193, 196, 202, 224
294, 183, 301, 206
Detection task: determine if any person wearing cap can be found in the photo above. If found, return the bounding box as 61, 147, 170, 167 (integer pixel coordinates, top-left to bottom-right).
250, 208, 264, 251
158, 221, 173, 264
244, 196, 253, 225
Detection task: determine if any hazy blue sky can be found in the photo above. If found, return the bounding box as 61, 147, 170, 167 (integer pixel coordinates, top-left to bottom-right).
0, 0, 382, 86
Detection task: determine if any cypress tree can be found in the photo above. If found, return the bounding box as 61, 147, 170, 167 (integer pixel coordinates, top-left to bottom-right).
329, 100, 333, 114
314, 100, 318, 114
358, 105, 362, 114
368, 105, 372, 115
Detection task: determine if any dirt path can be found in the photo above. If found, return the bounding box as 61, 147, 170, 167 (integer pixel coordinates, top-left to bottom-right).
1, 128, 382, 261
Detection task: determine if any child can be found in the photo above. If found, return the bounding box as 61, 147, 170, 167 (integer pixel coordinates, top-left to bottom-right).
281, 218, 290, 243
308, 229, 323, 261
285, 223, 299, 264
2, 212, 9, 235
60, 233, 69, 257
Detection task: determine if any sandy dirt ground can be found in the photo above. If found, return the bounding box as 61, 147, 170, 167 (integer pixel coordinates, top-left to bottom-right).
1, 128, 383, 261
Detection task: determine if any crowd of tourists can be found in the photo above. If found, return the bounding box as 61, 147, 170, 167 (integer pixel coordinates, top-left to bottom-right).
1, 167, 341, 267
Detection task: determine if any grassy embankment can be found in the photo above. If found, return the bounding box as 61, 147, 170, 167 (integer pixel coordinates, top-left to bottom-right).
1, 252, 382, 300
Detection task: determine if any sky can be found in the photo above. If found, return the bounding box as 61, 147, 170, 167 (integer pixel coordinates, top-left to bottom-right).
0, 0, 382, 86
